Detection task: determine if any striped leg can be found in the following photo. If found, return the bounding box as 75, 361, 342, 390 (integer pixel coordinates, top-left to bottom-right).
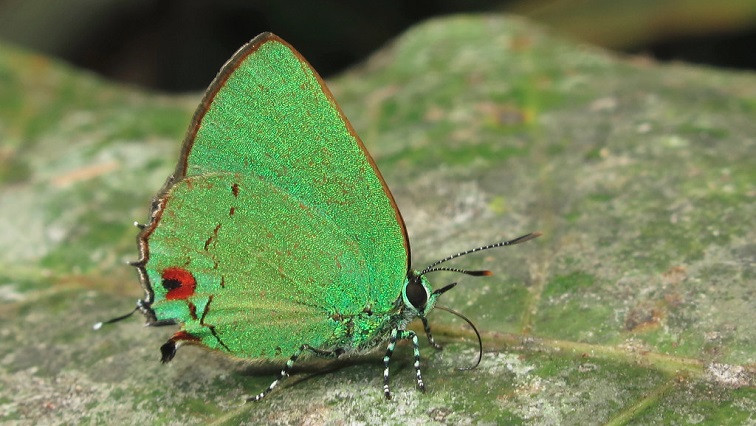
404, 330, 425, 392
247, 344, 335, 402
382, 329, 425, 400
421, 317, 443, 350
383, 329, 399, 399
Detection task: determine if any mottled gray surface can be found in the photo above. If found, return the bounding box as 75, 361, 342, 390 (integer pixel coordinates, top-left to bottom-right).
0, 15, 753, 424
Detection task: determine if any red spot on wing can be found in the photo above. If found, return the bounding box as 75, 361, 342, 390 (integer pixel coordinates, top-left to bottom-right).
162, 267, 197, 300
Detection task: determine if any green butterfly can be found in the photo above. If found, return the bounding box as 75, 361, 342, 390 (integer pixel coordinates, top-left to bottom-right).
98, 33, 540, 401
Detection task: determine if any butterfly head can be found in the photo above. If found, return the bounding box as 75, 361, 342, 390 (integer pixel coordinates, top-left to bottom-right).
401, 232, 542, 318
402, 272, 457, 318
396, 232, 541, 370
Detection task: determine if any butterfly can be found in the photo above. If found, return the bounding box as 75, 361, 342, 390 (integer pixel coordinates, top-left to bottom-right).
96, 32, 540, 401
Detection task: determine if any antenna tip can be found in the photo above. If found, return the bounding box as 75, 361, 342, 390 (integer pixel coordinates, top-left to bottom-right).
512, 231, 543, 244
467, 270, 493, 276
93, 322, 103, 330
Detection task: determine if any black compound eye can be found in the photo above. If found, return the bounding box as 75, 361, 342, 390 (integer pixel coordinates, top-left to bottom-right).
406, 278, 428, 309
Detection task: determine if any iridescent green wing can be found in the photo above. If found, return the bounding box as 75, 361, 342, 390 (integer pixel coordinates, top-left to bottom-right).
138, 33, 409, 358
144, 173, 368, 357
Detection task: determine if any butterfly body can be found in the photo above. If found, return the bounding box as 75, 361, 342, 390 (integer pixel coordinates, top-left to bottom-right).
105, 32, 540, 401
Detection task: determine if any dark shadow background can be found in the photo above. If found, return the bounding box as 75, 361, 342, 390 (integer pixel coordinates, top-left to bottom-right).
0, 0, 753, 92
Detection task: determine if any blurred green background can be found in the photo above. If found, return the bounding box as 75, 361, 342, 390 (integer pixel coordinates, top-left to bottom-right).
0, 0, 754, 92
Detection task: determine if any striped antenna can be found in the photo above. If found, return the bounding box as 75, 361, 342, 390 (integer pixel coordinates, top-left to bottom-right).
421, 232, 541, 276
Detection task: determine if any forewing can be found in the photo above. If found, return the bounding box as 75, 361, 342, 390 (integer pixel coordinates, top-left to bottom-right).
167, 33, 409, 309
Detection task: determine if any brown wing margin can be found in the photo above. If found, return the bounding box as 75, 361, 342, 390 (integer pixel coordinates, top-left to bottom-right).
135, 33, 411, 307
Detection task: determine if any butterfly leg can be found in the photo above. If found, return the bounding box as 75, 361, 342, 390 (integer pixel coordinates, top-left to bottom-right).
248, 344, 333, 402
405, 330, 425, 393
382, 329, 425, 400
421, 316, 443, 350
